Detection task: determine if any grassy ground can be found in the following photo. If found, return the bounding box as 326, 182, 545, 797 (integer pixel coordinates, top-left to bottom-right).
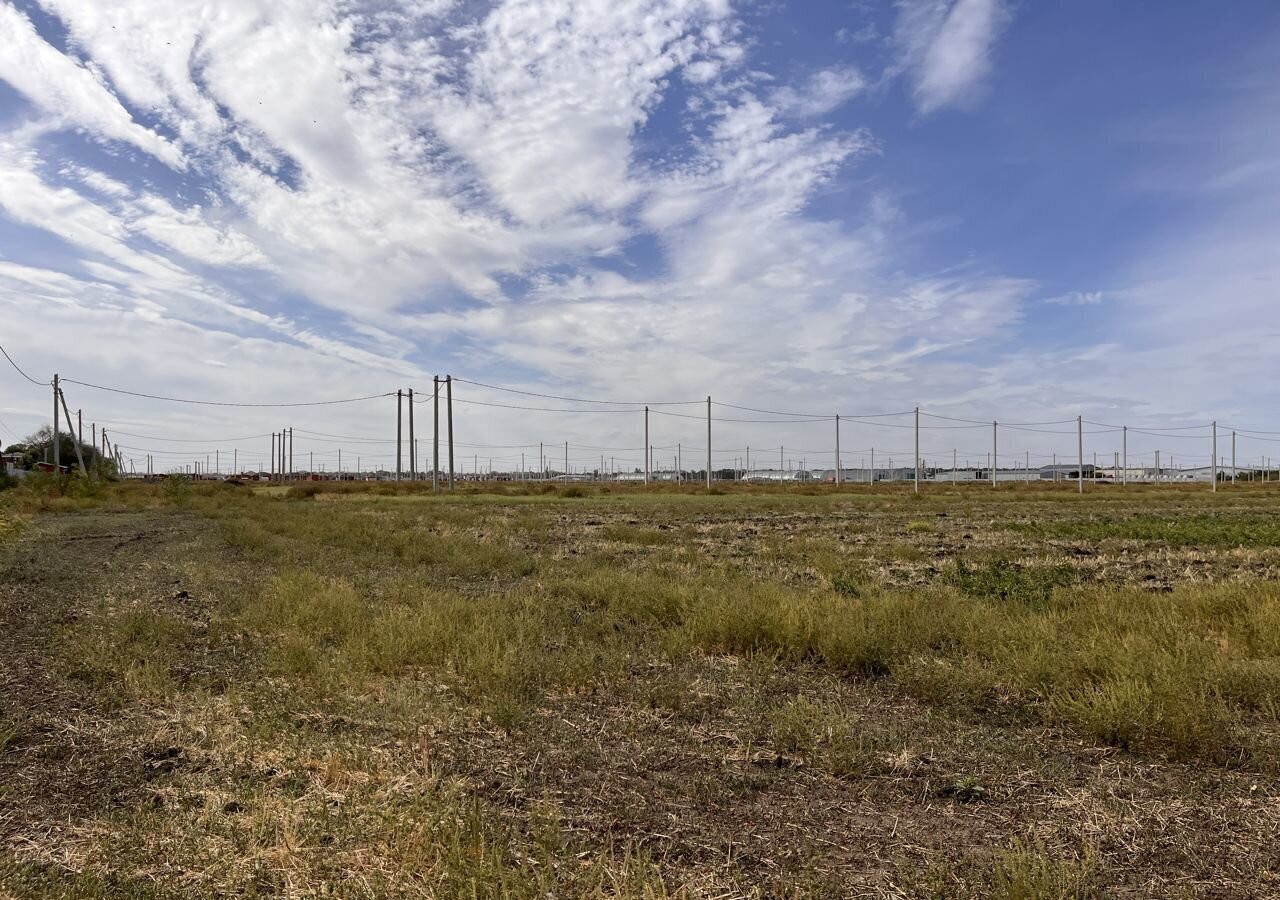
1, 479, 1279, 898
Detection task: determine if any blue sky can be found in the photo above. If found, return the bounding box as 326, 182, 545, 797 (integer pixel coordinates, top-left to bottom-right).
0, 0, 1277, 473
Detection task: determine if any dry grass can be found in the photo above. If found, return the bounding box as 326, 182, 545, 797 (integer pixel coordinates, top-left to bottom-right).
2, 479, 1279, 896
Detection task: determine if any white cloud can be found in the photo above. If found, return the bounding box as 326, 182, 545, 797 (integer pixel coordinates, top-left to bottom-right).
893, 0, 1010, 114
771, 66, 866, 118
1045, 291, 1103, 306
0, 3, 184, 168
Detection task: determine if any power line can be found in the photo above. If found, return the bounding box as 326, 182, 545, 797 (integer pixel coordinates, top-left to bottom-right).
62, 378, 394, 408
0, 342, 50, 386
446, 377, 701, 407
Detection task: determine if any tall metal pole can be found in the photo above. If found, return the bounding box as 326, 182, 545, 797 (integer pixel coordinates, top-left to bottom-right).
835, 415, 842, 485
446, 375, 455, 490
706, 396, 712, 489
1078, 416, 1084, 493
52, 374, 60, 473
433, 376, 440, 492
914, 408, 920, 493
396, 390, 403, 482
408, 388, 416, 481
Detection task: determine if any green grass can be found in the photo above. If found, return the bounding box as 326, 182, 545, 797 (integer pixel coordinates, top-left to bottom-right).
1009, 512, 1280, 547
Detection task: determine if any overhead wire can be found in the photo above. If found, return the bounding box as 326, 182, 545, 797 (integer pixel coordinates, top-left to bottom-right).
0, 342, 51, 386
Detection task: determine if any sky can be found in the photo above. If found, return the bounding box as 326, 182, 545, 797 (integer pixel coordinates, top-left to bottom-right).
0, 0, 1278, 475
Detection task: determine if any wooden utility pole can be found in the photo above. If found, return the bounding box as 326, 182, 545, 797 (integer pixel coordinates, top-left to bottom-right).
446, 375, 454, 490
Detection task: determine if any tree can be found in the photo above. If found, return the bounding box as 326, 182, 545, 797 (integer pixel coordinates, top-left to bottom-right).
6, 426, 116, 477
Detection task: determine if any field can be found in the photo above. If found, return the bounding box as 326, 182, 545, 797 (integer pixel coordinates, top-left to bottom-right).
1, 480, 1279, 898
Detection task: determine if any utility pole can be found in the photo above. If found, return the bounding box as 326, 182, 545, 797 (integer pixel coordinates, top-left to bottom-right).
835, 415, 842, 485
564, 442, 569, 484
408, 388, 416, 481
270, 433, 276, 482
870, 447, 874, 484
1156, 449, 1161, 483
1122, 425, 1128, 485
1077, 416, 1085, 493
644, 406, 650, 485
706, 396, 713, 489
1232, 430, 1237, 485
52, 374, 60, 473
56, 387, 86, 475
446, 375, 455, 490
678, 443, 682, 483
914, 408, 920, 493
991, 421, 997, 488
396, 390, 403, 481
433, 376, 441, 492
1212, 421, 1218, 492
289, 428, 294, 480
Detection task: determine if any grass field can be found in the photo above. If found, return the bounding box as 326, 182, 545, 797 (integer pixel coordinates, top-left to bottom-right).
2, 479, 1279, 898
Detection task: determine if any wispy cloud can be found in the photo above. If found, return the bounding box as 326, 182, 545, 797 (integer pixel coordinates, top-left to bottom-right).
893, 0, 1011, 114
1045, 291, 1103, 306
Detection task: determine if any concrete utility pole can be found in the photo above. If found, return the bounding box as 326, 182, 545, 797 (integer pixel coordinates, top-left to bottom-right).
289, 428, 293, 479
564, 442, 569, 484
1232, 430, 1237, 484
1156, 449, 1161, 483
1077, 416, 1084, 494
914, 408, 920, 493
270, 433, 276, 481
991, 421, 997, 488
52, 374, 60, 473
835, 415, 841, 485
56, 388, 86, 475
644, 406, 650, 485
870, 447, 874, 484
433, 376, 440, 492
396, 389, 403, 482
408, 388, 416, 481
446, 375, 455, 490
1122, 426, 1128, 485
706, 396, 712, 489
1212, 421, 1218, 492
